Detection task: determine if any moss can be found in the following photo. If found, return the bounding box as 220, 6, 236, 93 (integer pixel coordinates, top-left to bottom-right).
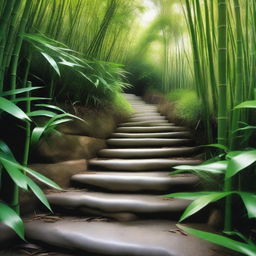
167, 89, 202, 125
112, 93, 133, 116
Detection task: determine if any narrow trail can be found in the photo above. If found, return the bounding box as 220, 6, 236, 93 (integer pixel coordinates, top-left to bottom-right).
24, 94, 226, 256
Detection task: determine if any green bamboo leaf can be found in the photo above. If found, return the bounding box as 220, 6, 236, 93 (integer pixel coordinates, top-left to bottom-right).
165, 191, 210, 200
11, 97, 50, 103
35, 104, 66, 113
23, 167, 61, 190
234, 126, 256, 133
204, 144, 228, 152
0, 203, 25, 240
41, 52, 60, 76
0, 87, 42, 97
238, 192, 256, 219
0, 97, 30, 121
235, 101, 256, 109
178, 192, 231, 221
0, 154, 28, 190
31, 127, 45, 145
49, 118, 73, 127
28, 110, 57, 118
25, 176, 52, 211
226, 150, 256, 178
177, 225, 256, 256
173, 161, 227, 174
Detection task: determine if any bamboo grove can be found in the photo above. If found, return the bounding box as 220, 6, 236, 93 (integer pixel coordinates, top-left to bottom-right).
135, 0, 256, 144
0, 0, 142, 239
0, 0, 256, 254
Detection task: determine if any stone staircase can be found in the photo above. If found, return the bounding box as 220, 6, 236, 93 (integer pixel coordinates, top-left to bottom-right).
24, 94, 227, 256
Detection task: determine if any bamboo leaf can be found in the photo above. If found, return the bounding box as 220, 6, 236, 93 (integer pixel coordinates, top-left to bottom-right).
0, 154, 28, 190
0, 97, 30, 121
226, 150, 256, 178
0, 87, 42, 97
165, 191, 210, 200
177, 192, 230, 221
0, 203, 25, 240
41, 52, 60, 76
23, 167, 61, 190
177, 225, 256, 256
34, 104, 66, 113
25, 176, 52, 211
12, 97, 50, 103
238, 192, 256, 219
173, 161, 227, 175
28, 110, 57, 118
204, 144, 228, 152
235, 101, 256, 109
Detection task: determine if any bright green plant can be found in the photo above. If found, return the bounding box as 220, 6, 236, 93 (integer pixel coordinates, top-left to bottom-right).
166, 100, 256, 255
166, 89, 202, 126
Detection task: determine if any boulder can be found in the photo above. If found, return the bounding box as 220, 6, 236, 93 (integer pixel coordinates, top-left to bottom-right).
34, 134, 106, 163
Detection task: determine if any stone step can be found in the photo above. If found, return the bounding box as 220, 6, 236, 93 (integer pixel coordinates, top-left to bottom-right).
131, 113, 163, 118
120, 120, 170, 127
45, 191, 191, 219
71, 172, 200, 193
98, 147, 198, 158
116, 126, 188, 133
89, 158, 201, 171
25, 219, 228, 256
111, 131, 192, 138
128, 116, 166, 122
107, 138, 192, 147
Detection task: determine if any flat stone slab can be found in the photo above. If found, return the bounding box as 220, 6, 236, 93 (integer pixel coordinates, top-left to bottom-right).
116, 126, 188, 133
111, 131, 191, 138
99, 147, 198, 158
71, 172, 199, 192
129, 116, 166, 122
46, 191, 191, 216
120, 120, 170, 127
107, 138, 192, 147
89, 158, 202, 171
25, 219, 232, 256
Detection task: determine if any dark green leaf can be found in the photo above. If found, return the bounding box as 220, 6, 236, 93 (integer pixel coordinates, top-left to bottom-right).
25, 176, 52, 211
0, 97, 30, 121
0, 87, 42, 97
235, 101, 256, 109
177, 225, 256, 256
41, 52, 60, 76
227, 150, 256, 178
23, 167, 61, 190
0, 203, 25, 240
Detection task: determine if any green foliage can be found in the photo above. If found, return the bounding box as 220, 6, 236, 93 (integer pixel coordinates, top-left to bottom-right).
0, 203, 24, 240
111, 93, 133, 116
177, 225, 256, 256
166, 89, 202, 125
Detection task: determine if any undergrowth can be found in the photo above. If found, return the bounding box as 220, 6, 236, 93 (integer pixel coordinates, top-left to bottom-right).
166, 89, 202, 125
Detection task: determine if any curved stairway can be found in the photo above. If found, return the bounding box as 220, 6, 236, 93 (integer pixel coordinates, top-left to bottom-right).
24, 94, 229, 256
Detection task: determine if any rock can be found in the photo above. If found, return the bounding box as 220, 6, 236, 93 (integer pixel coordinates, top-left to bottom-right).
46, 191, 191, 219
57, 105, 130, 139
20, 159, 87, 215
34, 134, 106, 163
0, 223, 18, 249
98, 147, 198, 158
25, 219, 235, 256
111, 131, 192, 138
116, 126, 188, 133
29, 159, 87, 188
107, 138, 192, 147
71, 172, 200, 193
89, 158, 202, 171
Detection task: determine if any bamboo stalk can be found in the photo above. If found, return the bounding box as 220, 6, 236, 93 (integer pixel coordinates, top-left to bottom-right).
10, 0, 31, 99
